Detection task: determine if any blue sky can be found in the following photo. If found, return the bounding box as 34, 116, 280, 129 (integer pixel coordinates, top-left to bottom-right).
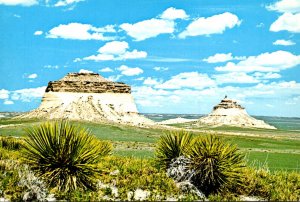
0, 0, 300, 117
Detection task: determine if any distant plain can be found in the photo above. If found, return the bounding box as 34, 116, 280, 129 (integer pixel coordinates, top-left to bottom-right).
0, 113, 299, 172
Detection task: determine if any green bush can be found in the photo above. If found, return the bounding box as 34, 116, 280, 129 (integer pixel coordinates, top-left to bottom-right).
22, 121, 112, 192
96, 156, 180, 200
0, 136, 23, 150
234, 167, 300, 201
55, 156, 188, 201
155, 130, 193, 168
187, 135, 245, 196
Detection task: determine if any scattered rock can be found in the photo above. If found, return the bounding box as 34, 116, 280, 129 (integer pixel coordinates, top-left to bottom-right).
176, 181, 205, 198
167, 156, 205, 199
240, 195, 264, 201
167, 156, 194, 182
166, 196, 178, 201
110, 170, 120, 176
133, 188, 150, 201
45, 194, 56, 202
18, 165, 49, 202
127, 191, 134, 201
97, 180, 119, 198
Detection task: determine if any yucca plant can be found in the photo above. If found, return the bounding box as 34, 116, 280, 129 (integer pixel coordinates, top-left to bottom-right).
22, 121, 112, 192
155, 130, 193, 168
187, 135, 245, 196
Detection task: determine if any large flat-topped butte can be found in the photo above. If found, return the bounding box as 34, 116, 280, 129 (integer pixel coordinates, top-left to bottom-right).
19, 73, 154, 125
198, 96, 276, 129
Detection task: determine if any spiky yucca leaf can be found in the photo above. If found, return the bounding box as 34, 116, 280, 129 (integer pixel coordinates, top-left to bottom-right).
22, 121, 112, 192
187, 135, 244, 196
155, 130, 193, 168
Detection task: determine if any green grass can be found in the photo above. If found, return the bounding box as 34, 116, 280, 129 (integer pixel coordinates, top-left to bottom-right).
1, 118, 300, 171
174, 122, 300, 139
223, 135, 300, 151
113, 149, 154, 158
245, 151, 300, 172
76, 121, 163, 143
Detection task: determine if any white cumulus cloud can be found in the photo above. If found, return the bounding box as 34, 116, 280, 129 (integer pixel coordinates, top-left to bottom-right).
34, 30, 43, 35
120, 18, 175, 41
215, 51, 300, 72
54, 0, 84, 7
0, 0, 38, 6
83, 41, 147, 61
44, 65, 59, 69
11, 86, 46, 102
98, 41, 128, 55
79, 69, 93, 73
273, 39, 296, 45
143, 77, 162, 85
117, 65, 143, 76
155, 72, 216, 90
203, 53, 245, 63
4, 100, 14, 105
99, 67, 113, 72
153, 66, 169, 71
213, 72, 259, 84
266, 0, 300, 13
160, 7, 189, 20
270, 12, 300, 33
179, 12, 241, 38
27, 73, 38, 79
46, 23, 116, 40
107, 75, 122, 82
0, 89, 9, 99
253, 72, 282, 79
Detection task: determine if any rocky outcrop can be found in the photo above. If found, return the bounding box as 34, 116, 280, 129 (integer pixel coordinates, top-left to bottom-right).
198, 96, 276, 129
17, 73, 154, 126
45, 73, 131, 93
213, 96, 244, 110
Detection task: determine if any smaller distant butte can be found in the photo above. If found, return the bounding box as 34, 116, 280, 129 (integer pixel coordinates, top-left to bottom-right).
198, 96, 276, 129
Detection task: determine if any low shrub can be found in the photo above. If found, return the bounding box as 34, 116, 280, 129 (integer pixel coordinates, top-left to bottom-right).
54, 156, 200, 201
234, 167, 300, 201
0, 159, 52, 201
155, 130, 193, 168
97, 156, 179, 200
187, 135, 245, 196
0, 136, 24, 150
22, 121, 112, 192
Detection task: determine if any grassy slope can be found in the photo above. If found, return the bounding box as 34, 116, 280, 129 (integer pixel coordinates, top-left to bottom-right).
0, 118, 299, 171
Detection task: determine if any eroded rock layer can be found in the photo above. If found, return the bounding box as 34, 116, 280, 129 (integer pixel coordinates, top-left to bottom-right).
45, 73, 131, 93
198, 97, 276, 129
18, 73, 154, 126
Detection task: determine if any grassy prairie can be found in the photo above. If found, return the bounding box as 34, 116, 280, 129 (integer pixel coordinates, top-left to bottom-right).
245, 151, 300, 171
0, 118, 299, 171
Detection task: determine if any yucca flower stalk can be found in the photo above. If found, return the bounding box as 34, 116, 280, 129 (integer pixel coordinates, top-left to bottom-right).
155, 130, 193, 168
187, 135, 245, 196
22, 121, 112, 192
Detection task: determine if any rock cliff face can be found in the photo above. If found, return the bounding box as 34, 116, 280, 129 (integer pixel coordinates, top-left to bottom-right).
198, 96, 276, 129
45, 73, 131, 93
18, 73, 154, 125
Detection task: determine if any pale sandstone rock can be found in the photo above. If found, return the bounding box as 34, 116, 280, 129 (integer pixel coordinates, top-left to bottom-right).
198, 96, 276, 129
17, 73, 154, 126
